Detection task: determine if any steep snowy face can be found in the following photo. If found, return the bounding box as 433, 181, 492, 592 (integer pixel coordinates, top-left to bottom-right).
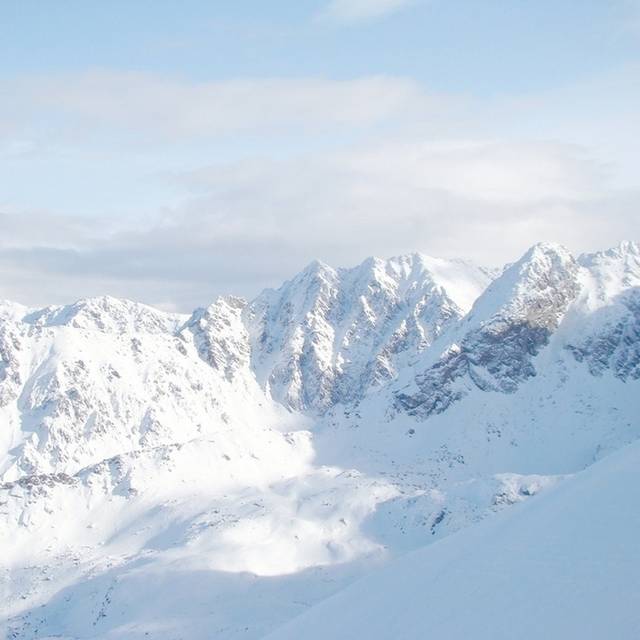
184, 296, 251, 381
564, 241, 640, 381
0, 296, 292, 481
396, 243, 581, 417
244, 254, 493, 412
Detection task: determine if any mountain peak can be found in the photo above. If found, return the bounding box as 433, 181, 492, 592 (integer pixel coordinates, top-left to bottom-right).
617, 239, 640, 255
247, 252, 492, 412
519, 241, 573, 265
581, 240, 640, 264
21, 295, 184, 334
396, 243, 582, 417
298, 258, 336, 280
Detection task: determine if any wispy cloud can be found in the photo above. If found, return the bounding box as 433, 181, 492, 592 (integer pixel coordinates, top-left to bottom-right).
320, 0, 415, 23
1, 139, 633, 311
0, 72, 429, 144
1, 62, 639, 311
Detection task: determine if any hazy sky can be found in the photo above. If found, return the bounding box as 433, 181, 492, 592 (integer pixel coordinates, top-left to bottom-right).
1, 0, 639, 310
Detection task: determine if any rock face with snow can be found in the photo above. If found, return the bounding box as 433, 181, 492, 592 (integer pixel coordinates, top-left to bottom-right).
0, 242, 639, 640
394, 242, 640, 418
395, 243, 581, 416
245, 254, 492, 412
565, 241, 640, 381
0, 295, 284, 481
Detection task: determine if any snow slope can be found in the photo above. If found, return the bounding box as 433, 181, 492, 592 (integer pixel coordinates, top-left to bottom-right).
265, 437, 640, 640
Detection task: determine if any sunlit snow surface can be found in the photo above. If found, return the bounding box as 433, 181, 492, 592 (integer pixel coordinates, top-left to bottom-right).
1, 243, 639, 639
267, 438, 640, 640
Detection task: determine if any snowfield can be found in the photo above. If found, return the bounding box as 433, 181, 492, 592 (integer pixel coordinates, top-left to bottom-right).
266, 438, 640, 640
1, 242, 639, 639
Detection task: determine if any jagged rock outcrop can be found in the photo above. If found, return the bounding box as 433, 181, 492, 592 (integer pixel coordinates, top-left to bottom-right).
2, 243, 639, 483
565, 241, 640, 380
0, 295, 283, 481
245, 254, 493, 412
184, 296, 251, 381
396, 243, 581, 417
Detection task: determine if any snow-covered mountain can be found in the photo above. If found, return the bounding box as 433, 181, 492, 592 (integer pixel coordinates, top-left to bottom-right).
245, 253, 493, 412
0, 295, 291, 481
1, 242, 639, 639
394, 241, 638, 417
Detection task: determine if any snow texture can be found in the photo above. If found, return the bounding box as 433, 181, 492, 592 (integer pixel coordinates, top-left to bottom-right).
0, 241, 639, 639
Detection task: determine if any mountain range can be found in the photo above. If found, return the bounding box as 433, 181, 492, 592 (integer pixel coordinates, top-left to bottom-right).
1, 241, 639, 639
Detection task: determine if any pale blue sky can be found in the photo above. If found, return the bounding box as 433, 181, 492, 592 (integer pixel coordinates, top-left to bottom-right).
3, 1, 636, 89
1, 1, 639, 309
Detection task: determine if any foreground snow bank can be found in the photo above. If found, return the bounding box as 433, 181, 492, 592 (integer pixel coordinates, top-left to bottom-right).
266, 439, 640, 640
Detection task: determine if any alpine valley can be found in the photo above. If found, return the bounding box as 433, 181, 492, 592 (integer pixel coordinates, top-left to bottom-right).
1, 241, 639, 639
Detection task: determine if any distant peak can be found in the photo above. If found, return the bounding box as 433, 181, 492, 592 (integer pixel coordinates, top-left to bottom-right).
186, 295, 247, 332
193, 295, 247, 320
360, 255, 385, 269
302, 258, 333, 273
292, 258, 337, 285
578, 240, 640, 267
521, 242, 573, 262
213, 294, 247, 310
386, 251, 439, 266
73, 294, 138, 309
614, 240, 639, 256
20, 294, 182, 334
